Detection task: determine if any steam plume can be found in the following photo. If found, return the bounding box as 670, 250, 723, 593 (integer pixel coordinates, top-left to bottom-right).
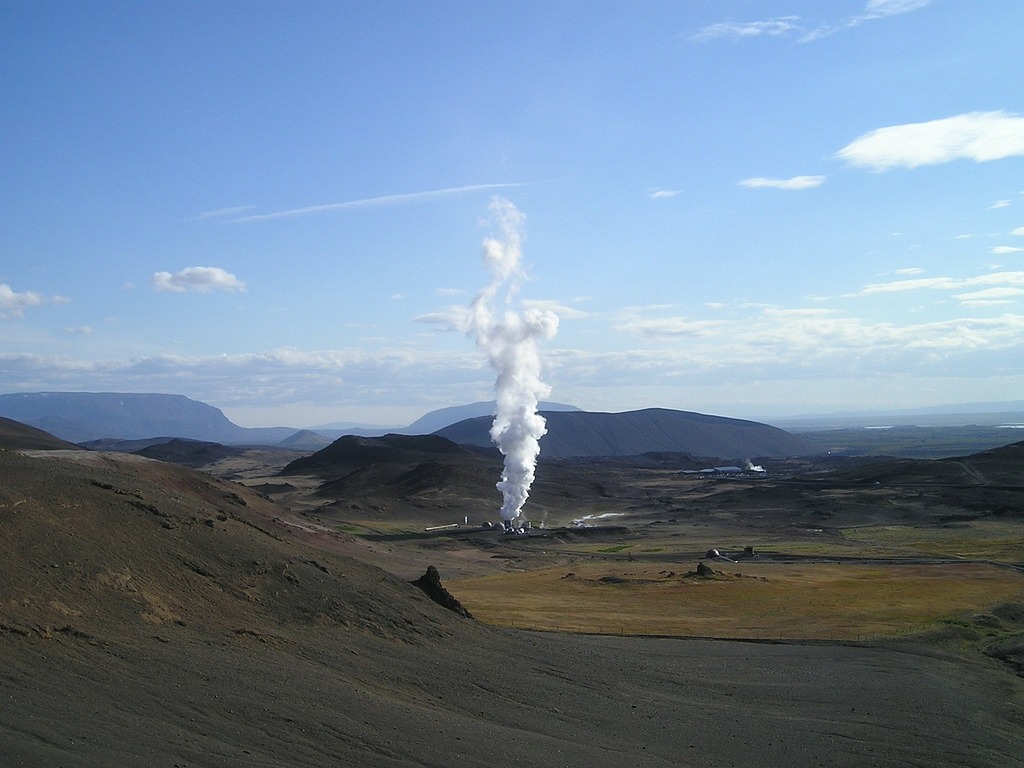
465, 198, 558, 525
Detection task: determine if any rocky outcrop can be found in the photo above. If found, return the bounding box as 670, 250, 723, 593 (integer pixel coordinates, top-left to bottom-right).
412, 566, 473, 618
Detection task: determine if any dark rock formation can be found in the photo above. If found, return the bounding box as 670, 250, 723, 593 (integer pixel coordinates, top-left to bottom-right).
695, 562, 716, 578
412, 566, 473, 618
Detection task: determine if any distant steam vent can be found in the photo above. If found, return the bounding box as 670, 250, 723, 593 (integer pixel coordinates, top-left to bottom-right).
460, 198, 558, 529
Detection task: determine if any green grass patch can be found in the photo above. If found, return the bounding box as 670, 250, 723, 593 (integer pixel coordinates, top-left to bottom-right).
841, 521, 1024, 561
596, 544, 632, 553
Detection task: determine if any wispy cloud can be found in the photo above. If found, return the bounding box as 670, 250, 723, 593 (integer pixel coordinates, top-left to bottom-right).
522, 299, 590, 320
837, 111, 1024, 171
606, 304, 1024, 380
991, 200, 1013, 209
193, 205, 256, 221
0, 347, 465, 413
738, 175, 825, 190
858, 271, 1024, 299
613, 315, 731, 339
692, 1, 932, 44
648, 188, 681, 199
691, 17, 800, 42
0, 284, 44, 318
850, 0, 932, 25
954, 287, 1024, 307
235, 183, 528, 222
152, 266, 247, 293
1012, 227, 1024, 236
992, 246, 1024, 255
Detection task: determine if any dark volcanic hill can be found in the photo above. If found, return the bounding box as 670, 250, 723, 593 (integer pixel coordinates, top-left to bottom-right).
280, 433, 480, 479
132, 437, 243, 468
436, 407, 818, 459
0, 417, 82, 451
279, 434, 502, 511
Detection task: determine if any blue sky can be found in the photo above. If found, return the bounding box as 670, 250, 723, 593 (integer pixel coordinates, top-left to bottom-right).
2, 1, 1023, 428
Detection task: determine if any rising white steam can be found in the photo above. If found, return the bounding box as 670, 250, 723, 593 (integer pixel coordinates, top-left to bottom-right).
464, 198, 558, 525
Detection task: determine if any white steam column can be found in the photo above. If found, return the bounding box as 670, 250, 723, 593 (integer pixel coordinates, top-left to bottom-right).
463, 198, 558, 531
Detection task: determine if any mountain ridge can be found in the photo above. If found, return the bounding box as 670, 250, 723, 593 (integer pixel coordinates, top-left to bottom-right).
0, 391, 296, 444
437, 407, 818, 459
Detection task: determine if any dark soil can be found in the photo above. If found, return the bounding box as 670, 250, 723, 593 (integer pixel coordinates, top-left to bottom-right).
2, 433, 1024, 767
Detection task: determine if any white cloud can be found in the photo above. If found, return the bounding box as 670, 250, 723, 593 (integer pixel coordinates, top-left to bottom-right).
992, 246, 1024, 255
857, 271, 1024, 300
235, 183, 527, 222
893, 267, 924, 276
866, 0, 931, 13
853, 0, 932, 22
691, 17, 800, 42
648, 188, 681, 199
415, 307, 468, 331
738, 175, 825, 190
152, 266, 247, 293
0, 346, 490, 424
604, 305, 1024, 382
954, 287, 1024, 306
694, 2, 931, 44
522, 299, 590, 320
3, 299, 1021, 424
1012, 227, 1024, 236
990, 200, 1013, 209
0, 284, 44, 318
193, 205, 256, 221
837, 111, 1024, 171
613, 316, 730, 339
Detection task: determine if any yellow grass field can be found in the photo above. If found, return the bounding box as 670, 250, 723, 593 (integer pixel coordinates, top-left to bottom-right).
839, 520, 1024, 561
449, 561, 1024, 640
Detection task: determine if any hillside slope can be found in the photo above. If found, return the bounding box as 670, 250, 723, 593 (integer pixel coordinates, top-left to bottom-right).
0, 417, 82, 451
827, 440, 1024, 487
2, 448, 1022, 767
437, 407, 818, 458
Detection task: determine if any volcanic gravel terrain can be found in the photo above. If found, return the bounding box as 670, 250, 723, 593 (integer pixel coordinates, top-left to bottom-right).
2, 424, 1023, 767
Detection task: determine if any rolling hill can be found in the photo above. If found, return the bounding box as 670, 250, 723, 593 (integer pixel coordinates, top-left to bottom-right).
0, 416, 82, 451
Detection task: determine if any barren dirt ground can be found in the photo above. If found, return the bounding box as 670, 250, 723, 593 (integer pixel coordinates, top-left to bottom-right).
3, 445, 1023, 767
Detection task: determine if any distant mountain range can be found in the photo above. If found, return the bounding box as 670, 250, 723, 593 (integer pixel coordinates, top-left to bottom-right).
0, 391, 820, 459
309, 400, 581, 437
10, 390, 1018, 461
398, 400, 580, 435
0, 392, 297, 444
0, 392, 580, 445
